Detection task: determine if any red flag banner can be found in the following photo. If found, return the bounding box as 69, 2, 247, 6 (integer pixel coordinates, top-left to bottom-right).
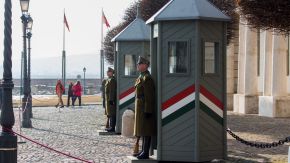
64, 13, 70, 32
102, 11, 110, 28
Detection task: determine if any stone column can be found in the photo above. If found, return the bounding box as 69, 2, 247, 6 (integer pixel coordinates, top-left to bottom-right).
259, 33, 290, 117
227, 43, 235, 111
226, 30, 239, 111
234, 21, 259, 114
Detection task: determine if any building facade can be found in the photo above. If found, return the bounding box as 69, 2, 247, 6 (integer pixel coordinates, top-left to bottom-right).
230, 18, 290, 117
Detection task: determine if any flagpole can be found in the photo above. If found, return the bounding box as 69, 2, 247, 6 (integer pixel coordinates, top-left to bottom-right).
62, 9, 66, 93
100, 8, 104, 82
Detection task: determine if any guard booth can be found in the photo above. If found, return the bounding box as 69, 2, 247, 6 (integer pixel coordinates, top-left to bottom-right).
146, 0, 230, 162
111, 11, 150, 133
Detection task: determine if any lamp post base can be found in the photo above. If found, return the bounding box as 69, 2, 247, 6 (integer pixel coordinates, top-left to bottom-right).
0, 134, 17, 163
28, 95, 33, 118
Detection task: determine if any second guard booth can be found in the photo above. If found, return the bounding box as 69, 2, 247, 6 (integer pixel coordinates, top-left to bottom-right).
144, 0, 230, 162
111, 10, 150, 133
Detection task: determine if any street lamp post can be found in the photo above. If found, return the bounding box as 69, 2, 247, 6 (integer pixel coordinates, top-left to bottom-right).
27, 15, 33, 118
83, 67, 86, 95
20, 0, 32, 128
0, 0, 17, 162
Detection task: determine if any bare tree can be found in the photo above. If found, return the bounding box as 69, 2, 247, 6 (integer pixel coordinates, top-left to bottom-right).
104, 0, 169, 64
104, 0, 238, 64
209, 0, 239, 44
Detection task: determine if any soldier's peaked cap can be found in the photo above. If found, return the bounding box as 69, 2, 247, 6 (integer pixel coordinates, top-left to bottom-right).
137, 56, 150, 65
107, 67, 114, 73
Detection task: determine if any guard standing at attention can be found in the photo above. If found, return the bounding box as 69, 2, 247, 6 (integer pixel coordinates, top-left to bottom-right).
105, 67, 117, 132
134, 56, 156, 159
101, 78, 109, 129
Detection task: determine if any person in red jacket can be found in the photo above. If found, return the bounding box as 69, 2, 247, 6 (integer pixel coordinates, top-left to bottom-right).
72, 81, 82, 106
55, 80, 65, 108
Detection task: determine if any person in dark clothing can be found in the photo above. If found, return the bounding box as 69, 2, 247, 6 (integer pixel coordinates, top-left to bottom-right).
67, 82, 74, 107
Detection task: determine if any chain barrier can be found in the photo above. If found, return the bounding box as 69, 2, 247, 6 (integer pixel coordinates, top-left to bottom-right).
5, 127, 94, 163
21, 96, 30, 113
227, 128, 290, 148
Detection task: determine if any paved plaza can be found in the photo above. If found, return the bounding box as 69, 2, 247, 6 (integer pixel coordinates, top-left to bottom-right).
13, 105, 289, 163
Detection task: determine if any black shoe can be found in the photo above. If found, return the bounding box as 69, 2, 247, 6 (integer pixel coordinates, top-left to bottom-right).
136, 152, 149, 159
55, 105, 58, 108
60, 105, 64, 108
107, 128, 115, 132
133, 152, 142, 157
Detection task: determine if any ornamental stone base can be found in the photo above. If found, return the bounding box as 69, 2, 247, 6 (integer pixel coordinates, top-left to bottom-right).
259, 96, 290, 117
234, 94, 259, 114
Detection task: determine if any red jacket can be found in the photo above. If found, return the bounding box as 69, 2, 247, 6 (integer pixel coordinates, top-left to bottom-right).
55, 81, 64, 96
72, 83, 82, 97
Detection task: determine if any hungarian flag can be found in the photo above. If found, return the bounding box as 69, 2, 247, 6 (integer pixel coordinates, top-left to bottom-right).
64, 13, 70, 32
102, 11, 110, 28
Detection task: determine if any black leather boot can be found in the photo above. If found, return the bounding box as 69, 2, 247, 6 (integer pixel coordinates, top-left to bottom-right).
137, 136, 151, 159
105, 117, 112, 131
133, 137, 144, 157
107, 117, 115, 132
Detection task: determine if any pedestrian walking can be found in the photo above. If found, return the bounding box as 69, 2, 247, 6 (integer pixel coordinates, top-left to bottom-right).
67, 82, 74, 107
72, 81, 82, 106
55, 79, 65, 108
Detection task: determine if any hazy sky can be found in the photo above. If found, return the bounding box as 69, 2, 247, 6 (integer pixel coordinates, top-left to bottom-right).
0, 0, 136, 78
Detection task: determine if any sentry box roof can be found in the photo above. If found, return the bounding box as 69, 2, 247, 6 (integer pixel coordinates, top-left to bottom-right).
111, 17, 150, 42
146, 0, 230, 24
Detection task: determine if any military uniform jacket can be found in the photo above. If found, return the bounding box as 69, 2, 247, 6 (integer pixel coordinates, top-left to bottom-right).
134, 70, 156, 136
105, 76, 117, 116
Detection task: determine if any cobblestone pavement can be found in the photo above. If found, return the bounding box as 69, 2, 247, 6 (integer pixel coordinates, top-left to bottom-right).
13, 106, 290, 163
15, 106, 135, 163
227, 112, 290, 163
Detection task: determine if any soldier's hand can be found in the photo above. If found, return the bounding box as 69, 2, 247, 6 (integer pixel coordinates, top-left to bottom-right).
145, 113, 152, 118
109, 100, 115, 105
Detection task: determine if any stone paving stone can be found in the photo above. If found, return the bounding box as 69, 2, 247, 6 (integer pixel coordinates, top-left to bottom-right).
12, 106, 290, 163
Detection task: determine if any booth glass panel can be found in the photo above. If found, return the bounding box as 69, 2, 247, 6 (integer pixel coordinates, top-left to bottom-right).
124, 54, 137, 76
168, 41, 188, 74
204, 42, 219, 74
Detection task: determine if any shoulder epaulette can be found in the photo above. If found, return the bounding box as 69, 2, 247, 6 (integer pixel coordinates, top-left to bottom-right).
143, 74, 151, 81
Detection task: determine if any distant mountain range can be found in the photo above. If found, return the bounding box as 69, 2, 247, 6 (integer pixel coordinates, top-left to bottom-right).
3, 54, 108, 79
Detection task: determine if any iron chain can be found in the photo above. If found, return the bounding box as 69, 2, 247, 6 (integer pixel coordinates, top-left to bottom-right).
227, 128, 290, 148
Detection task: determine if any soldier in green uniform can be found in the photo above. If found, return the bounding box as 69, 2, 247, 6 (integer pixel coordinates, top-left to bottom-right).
101, 78, 109, 129
105, 67, 117, 132
134, 56, 156, 159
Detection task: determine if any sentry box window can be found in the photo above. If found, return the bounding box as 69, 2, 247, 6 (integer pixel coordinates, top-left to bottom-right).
204, 42, 219, 74
168, 41, 188, 74
124, 54, 137, 76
